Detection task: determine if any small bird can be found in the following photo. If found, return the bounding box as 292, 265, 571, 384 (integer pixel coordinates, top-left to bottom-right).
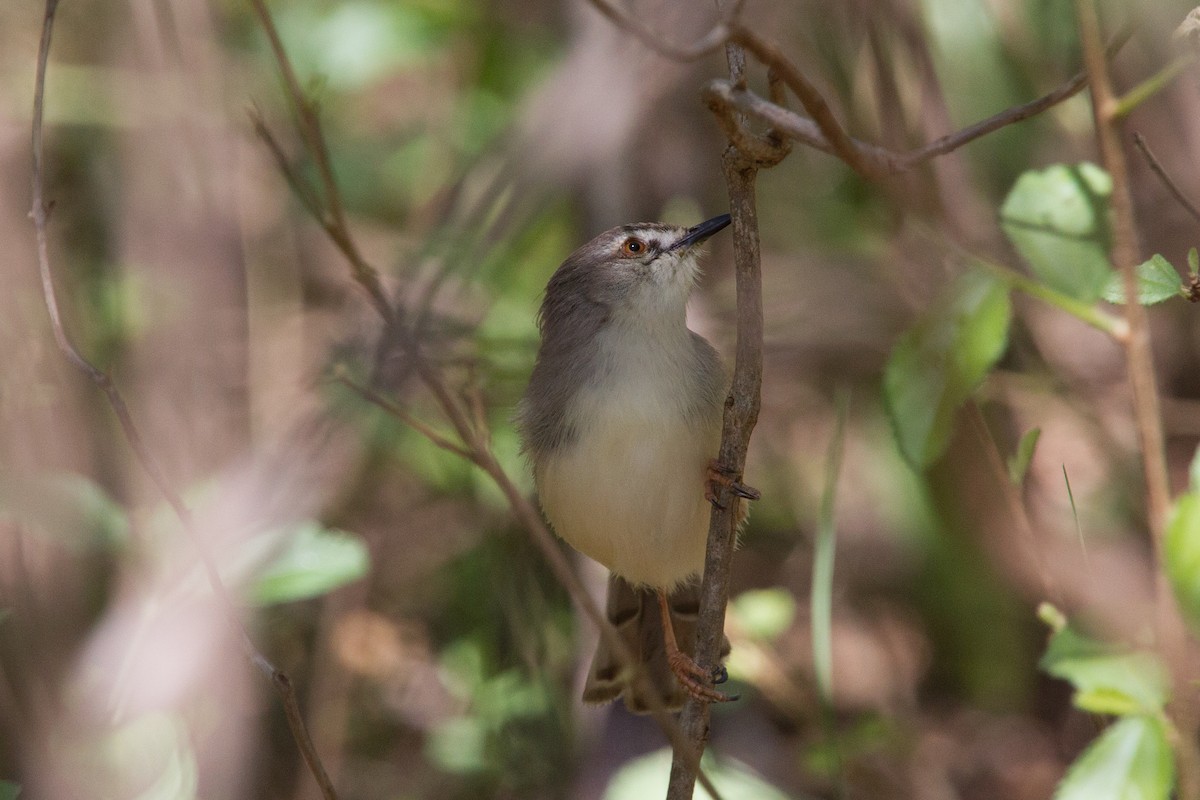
517, 214, 755, 711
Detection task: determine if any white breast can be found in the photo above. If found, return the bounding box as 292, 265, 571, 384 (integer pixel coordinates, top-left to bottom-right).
534, 325, 721, 589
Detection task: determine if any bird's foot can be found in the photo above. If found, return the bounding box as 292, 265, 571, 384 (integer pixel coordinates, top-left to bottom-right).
705, 459, 761, 510
667, 648, 738, 705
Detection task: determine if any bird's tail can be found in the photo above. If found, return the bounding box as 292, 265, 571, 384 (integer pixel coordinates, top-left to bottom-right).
582, 574, 730, 713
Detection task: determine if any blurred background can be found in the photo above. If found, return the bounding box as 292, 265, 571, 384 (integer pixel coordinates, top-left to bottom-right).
2, 0, 1199, 797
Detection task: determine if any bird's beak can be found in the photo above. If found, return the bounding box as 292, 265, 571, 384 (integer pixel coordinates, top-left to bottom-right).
669, 214, 732, 251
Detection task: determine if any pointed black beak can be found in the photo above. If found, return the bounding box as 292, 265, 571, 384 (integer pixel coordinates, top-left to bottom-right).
669, 213, 731, 251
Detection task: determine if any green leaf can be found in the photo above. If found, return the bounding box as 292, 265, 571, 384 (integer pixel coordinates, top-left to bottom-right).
249, 522, 370, 605
883, 270, 1011, 468
0, 781, 19, 800
1054, 716, 1174, 800
1166, 493, 1200, 634
1102, 255, 1183, 305
1039, 622, 1168, 715
1001, 162, 1113, 301
731, 588, 796, 641
1188, 247, 1198, 277
1007, 427, 1041, 484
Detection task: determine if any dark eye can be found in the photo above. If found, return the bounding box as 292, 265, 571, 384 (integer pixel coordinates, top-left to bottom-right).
620, 237, 646, 257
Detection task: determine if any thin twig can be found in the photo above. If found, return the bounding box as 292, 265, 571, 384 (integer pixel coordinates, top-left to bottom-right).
246, 0, 393, 324
335, 373, 473, 460
730, 26, 879, 179
1073, 1, 1199, 795
1133, 132, 1200, 225
702, 27, 1131, 178
667, 36, 769, 800
28, 3, 339, 798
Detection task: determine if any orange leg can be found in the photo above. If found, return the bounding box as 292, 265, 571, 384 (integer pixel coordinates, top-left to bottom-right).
656, 590, 734, 705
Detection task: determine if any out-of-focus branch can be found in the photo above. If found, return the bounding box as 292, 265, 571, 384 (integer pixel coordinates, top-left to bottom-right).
29, 3, 338, 799
1073, 2, 1199, 796
246, 0, 393, 325
1133, 132, 1200, 225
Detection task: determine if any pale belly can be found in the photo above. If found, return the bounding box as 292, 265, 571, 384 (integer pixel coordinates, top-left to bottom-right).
535, 412, 716, 589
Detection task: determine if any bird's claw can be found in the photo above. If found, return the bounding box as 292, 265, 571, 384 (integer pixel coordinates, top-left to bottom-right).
705, 460, 761, 509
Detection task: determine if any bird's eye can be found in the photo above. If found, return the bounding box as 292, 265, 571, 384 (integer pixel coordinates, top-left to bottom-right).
620, 237, 646, 257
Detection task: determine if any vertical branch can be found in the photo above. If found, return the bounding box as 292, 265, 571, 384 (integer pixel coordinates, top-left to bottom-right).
666, 38, 766, 800
1073, 1, 1198, 795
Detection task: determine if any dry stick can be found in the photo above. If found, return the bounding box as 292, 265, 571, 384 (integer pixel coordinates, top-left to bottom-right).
27, 3, 339, 799
1133, 132, 1200, 225
665, 40, 770, 800
730, 26, 879, 179
1073, 1, 1200, 796
706, 28, 1131, 177
246, 0, 392, 325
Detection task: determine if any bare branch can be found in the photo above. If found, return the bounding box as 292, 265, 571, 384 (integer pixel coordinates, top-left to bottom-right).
1133, 131, 1200, 225
336, 373, 474, 460
29, 3, 339, 797
731, 26, 881, 179
246, 0, 394, 324
702, 26, 1131, 179
1073, 0, 1200, 795
667, 37, 769, 800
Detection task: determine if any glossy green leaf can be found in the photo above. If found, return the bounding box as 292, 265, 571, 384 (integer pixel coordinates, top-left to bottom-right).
249, 522, 369, 605
1102, 255, 1183, 305
1001, 163, 1113, 301
883, 270, 1011, 468
1039, 622, 1167, 715
1008, 427, 1041, 485
1054, 716, 1174, 800
1166, 493, 1200, 634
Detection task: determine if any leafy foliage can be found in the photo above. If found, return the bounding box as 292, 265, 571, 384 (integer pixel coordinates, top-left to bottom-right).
1102, 254, 1185, 305
884, 269, 1011, 468
1039, 606, 1174, 799
1000, 162, 1113, 301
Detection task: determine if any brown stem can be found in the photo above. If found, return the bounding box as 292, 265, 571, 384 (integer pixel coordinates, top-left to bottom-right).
1073, 1, 1199, 795
246, 0, 393, 324
1133, 131, 1200, 225
701, 27, 1129, 178
730, 26, 879, 179
29, 2, 339, 797
666, 37, 767, 799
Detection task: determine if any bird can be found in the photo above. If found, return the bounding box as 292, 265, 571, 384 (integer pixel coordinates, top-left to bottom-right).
516, 214, 756, 711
